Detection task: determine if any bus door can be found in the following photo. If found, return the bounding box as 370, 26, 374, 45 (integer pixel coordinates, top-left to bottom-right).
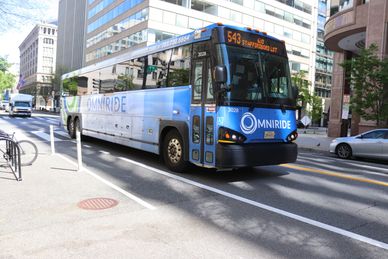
190, 55, 216, 167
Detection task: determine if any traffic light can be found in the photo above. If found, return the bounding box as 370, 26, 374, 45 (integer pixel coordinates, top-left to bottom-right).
92, 78, 101, 89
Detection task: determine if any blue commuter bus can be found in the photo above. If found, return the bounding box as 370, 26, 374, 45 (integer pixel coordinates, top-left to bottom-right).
60, 23, 298, 172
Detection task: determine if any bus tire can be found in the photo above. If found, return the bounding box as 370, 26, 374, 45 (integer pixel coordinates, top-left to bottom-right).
163, 129, 189, 173
68, 117, 76, 139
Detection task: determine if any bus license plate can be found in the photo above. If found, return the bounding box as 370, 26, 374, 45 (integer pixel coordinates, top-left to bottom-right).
264, 131, 275, 139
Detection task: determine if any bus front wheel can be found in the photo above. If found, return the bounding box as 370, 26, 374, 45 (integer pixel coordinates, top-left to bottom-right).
163, 130, 188, 173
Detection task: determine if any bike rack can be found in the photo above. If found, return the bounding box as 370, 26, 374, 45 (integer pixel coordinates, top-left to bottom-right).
0, 137, 22, 181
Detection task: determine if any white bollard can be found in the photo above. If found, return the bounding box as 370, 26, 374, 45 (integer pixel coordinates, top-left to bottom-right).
50, 125, 55, 154
76, 130, 83, 172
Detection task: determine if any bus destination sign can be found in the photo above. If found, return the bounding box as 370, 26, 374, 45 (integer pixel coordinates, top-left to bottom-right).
224, 29, 286, 56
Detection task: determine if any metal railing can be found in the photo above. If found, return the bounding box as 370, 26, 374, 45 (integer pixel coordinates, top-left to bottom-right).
0, 133, 22, 181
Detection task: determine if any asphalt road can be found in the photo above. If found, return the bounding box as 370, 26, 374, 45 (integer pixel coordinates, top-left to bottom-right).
1, 111, 388, 258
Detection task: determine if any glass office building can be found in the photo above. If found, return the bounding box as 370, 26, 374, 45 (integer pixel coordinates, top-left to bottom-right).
83, 0, 318, 85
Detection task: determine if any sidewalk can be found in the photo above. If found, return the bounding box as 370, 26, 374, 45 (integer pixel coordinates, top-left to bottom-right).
296, 128, 334, 153
0, 150, 162, 257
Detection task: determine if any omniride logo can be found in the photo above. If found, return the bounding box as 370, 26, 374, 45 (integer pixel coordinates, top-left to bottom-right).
240, 112, 291, 134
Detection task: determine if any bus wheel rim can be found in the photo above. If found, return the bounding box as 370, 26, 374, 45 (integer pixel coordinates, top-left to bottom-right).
168, 138, 182, 164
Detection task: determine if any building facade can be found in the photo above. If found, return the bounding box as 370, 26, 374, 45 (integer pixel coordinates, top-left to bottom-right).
324, 0, 388, 137
19, 23, 58, 110
57, 0, 88, 72
315, 0, 333, 126
56, 0, 316, 88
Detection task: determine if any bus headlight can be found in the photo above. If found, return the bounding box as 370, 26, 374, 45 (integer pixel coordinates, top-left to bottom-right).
218, 127, 246, 144
287, 131, 298, 142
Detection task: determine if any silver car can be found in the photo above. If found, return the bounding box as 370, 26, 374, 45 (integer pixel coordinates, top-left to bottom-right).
330, 129, 388, 160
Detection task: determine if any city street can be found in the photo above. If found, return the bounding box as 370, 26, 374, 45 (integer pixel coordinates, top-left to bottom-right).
1, 111, 388, 258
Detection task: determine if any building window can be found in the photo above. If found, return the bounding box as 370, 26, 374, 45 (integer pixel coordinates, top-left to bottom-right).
163, 11, 176, 25
87, 0, 144, 33
191, 0, 218, 16
87, 8, 149, 48
86, 29, 148, 62
176, 14, 188, 28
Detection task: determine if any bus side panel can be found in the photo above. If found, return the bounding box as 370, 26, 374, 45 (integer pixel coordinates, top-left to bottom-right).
78, 86, 191, 154
61, 96, 81, 127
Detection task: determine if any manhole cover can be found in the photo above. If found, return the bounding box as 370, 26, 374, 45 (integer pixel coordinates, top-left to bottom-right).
77, 198, 119, 210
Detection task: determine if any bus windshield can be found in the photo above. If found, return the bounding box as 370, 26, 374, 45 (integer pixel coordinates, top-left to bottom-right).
222, 45, 294, 107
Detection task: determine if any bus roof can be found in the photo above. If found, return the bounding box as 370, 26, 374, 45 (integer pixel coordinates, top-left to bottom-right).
62, 23, 284, 80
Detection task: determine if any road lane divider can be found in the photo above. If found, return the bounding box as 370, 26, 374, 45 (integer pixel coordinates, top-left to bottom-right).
117, 156, 388, 250
56, 153, 156, 210
281, 164, 388, 187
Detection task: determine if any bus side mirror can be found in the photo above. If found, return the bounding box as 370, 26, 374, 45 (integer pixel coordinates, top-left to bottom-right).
214, 65, 227, 84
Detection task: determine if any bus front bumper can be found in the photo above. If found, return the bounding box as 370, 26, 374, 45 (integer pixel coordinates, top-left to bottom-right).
215, 142, 297, 169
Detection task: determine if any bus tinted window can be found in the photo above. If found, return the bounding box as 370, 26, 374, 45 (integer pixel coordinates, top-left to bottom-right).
145, 45, 191, 88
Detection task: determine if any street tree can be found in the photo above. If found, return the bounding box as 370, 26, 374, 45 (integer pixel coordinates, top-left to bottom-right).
0, 0, 48, 31
0, 56, 11, 72
51, 65, 69, 96
0, 56, 15, 93
341, 44, 388, 127
41, 65, 69, 109
292, 71, 323, 125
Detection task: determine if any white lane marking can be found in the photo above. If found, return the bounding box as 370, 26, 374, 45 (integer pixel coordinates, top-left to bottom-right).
56, 153, 155, 210
83, 144, 91, 148
35, 116, 59, 122
99, 150, 110, 155
299, 152, 388, 171
117, 156, 388, 250
54, 131, 70, 138
297, 158, 388, 178
31, 131, 61, 142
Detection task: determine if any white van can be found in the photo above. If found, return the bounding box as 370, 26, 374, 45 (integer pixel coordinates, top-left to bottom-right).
8, 94, 33, 117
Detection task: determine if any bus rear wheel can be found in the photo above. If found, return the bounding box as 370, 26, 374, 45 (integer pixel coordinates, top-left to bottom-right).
163, 130, 188, 173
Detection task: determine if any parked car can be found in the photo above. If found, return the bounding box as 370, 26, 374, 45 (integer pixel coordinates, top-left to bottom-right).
330, 129, 388, 160
1, 100, 9, 111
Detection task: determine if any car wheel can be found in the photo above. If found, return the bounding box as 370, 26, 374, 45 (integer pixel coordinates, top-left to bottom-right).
336, 143, 352, 159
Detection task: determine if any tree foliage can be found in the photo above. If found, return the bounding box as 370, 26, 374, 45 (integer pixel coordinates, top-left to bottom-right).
341, 44, 388, 126
0, 56, 15, 94
0, 56, 11, 72
0, 0, 48, 31
62, 77, 78, 96
292, 71, 322, 124
51, 65, 69, 96
292, 71, 309, 107
116, 74, 135, 91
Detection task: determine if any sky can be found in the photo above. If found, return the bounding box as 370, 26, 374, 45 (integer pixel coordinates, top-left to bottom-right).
0, 0, 59, 74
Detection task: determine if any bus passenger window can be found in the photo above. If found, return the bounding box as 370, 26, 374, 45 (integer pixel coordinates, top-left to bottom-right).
193, 61, 203, 101
206, 61, 214, 101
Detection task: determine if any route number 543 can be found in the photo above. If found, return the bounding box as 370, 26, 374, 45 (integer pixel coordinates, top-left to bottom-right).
227, 31, 241, 45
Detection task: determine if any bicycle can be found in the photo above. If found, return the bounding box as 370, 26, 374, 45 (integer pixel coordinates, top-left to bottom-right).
0, 129, 38, 166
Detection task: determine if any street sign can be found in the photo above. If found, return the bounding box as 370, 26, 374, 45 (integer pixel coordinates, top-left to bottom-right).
301, 115, 311, 126
147, 65, 157, 73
